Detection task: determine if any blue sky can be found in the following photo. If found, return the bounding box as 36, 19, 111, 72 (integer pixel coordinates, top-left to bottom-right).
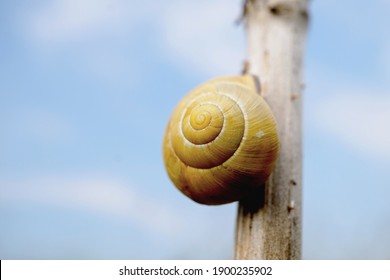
1, 0, 389, 259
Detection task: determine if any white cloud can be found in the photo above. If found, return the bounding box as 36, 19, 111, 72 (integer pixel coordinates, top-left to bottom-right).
313, 90, 390, 161
21, 0, 245, 77
19, 0, 149, 84
0, 175, 182, 235
160, 0, 245, 76
24, 0, 140, 44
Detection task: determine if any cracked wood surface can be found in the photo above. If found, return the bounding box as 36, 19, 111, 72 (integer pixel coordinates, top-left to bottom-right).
235, 0, 309, 260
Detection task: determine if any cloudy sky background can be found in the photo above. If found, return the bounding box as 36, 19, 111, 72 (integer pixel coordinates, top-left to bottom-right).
1, 0, 389, 259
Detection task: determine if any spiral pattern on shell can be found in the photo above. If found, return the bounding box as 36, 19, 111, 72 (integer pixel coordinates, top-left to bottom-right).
163, 76, 279, 205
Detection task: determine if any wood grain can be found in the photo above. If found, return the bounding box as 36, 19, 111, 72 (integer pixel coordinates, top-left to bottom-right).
235, 0, 309, 260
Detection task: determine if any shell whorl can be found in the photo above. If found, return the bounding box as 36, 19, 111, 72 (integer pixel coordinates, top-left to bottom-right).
163, 76, 279, 205
174, 91, 245, 169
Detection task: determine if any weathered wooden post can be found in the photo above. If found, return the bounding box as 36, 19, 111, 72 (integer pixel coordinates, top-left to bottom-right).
235, 0, 309, 259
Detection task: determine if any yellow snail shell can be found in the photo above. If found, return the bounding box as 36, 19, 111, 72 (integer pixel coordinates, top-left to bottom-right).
162, 75, 279, 205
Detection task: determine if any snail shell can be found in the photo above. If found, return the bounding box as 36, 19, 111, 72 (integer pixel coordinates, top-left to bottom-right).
163, 75, 279, 205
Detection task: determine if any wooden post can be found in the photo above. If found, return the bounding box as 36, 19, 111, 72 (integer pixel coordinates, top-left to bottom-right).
235, 0, 309, 259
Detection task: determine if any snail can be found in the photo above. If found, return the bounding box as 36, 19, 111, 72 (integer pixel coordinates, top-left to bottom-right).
162, 75, 279, 205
